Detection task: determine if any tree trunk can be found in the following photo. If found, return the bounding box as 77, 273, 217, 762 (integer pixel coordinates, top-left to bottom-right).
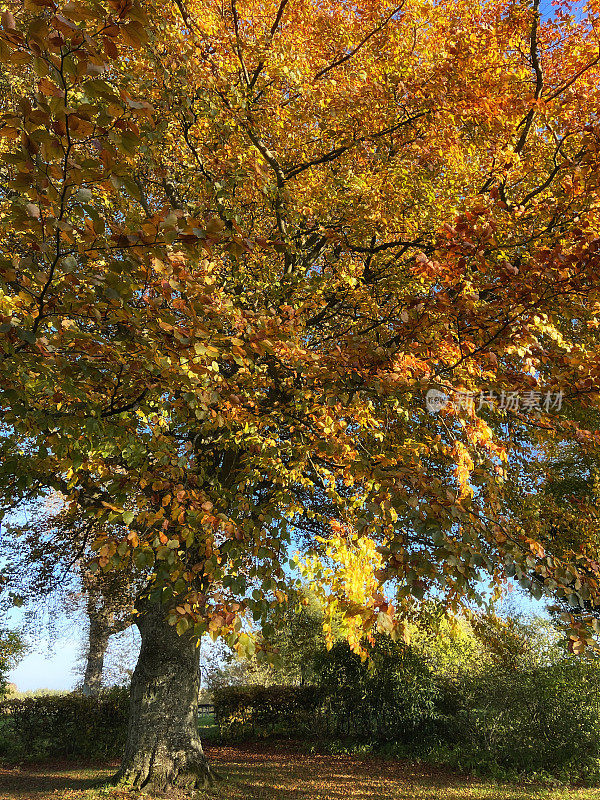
117, 600, 214, 793
81, 613, 110, 696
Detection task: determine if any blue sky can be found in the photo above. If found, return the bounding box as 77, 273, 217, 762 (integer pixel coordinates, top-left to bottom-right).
9, 638, 81, 692
5, 600, 83, 691
8, 619, 141, 692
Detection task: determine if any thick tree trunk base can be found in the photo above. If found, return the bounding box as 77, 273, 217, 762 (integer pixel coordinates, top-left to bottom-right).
117, 741, 216, 793
116, 599, 218, 797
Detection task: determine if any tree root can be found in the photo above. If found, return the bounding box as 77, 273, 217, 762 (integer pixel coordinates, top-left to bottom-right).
117, 751, 219, 795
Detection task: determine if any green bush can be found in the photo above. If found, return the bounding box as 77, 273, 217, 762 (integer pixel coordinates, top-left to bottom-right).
214, 684, 324, 739
213, 633, 600, 783
0, 688, 129, 759
214, 638, 457, 745
448, 660, 600, 781
313, 637, 457, 745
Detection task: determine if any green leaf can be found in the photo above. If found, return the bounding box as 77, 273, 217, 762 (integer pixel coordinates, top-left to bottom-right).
15, 327, 36, 344
176, 617, 190, 635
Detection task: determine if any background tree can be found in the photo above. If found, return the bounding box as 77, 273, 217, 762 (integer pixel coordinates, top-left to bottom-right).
78, 568, 134, 695
205, 597, 326, 690
0, 630, 26, 698
2, 499, 136, 695
497, 408, 600, 649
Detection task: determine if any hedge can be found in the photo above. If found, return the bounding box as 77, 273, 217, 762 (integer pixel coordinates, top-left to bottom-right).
213, 658, 600, 782
213, 680, 455, 743
0, 688, 129, 758
214, 685, 325, 738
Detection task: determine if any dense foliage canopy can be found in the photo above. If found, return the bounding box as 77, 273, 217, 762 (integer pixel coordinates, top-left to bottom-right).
3, 0, 600, 656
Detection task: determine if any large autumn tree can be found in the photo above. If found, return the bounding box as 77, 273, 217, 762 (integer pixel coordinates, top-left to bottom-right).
4, 0, 600, 790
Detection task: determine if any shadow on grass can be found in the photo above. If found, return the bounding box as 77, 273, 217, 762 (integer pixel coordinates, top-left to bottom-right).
0, 761, 117, 799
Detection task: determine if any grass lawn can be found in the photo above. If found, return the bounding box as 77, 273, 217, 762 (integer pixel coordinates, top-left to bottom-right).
1, 742, 600, 800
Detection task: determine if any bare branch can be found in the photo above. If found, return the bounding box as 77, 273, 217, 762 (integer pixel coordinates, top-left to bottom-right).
285, 110, 429, 179
248, 0, 290, 90
231, 0, 251, 86
514, 0, 543, 156
314, 5, 403, 81
545, 53, 600, 103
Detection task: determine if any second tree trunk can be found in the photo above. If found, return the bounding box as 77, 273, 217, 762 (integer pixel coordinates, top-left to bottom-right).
81, 613, 110, 696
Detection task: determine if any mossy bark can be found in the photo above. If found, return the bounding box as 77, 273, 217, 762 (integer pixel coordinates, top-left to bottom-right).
116, 600, 214, 793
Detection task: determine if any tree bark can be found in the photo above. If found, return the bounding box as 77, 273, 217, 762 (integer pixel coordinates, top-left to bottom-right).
80, 569, 134, 696
81, 613, 110, 696
116, 600, 214, 793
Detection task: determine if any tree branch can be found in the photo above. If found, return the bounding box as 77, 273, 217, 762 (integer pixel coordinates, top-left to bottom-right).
514, 0, 543, 156
313, 5, 404, 81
